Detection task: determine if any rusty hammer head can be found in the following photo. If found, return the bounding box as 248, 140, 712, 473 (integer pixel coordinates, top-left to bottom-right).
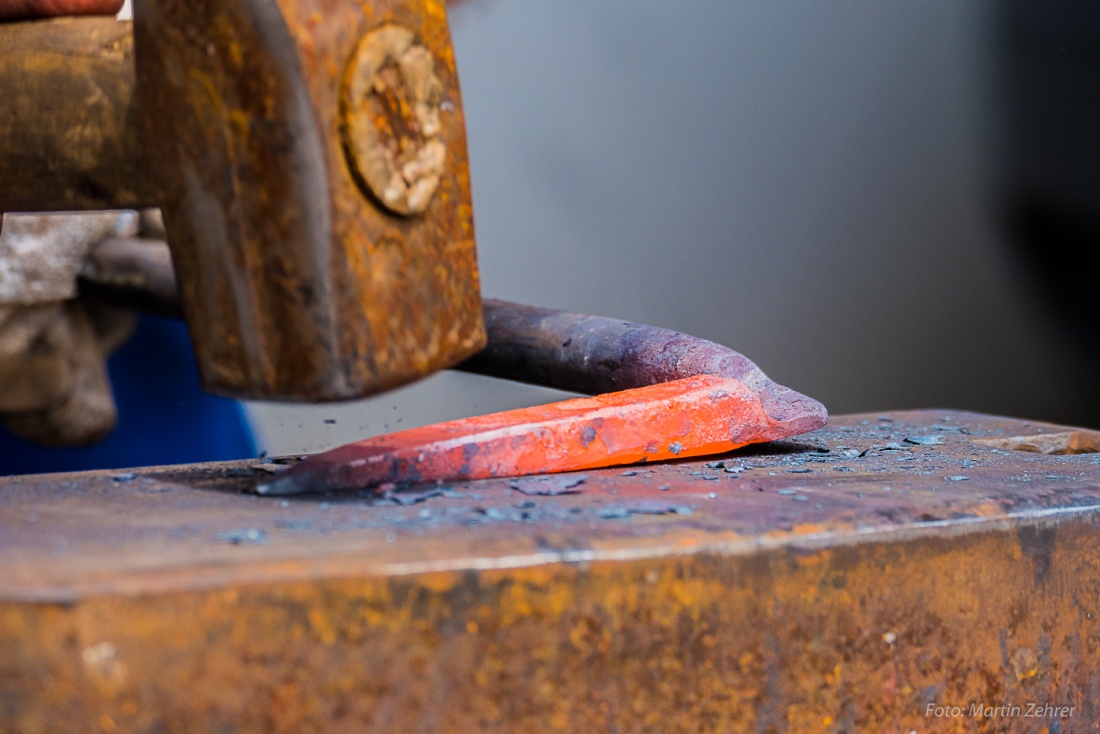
131, 0, 484, 401
0, 1, 484, 402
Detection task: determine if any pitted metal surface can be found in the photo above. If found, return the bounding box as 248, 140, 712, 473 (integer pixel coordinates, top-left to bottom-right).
3, 410, 1100, 731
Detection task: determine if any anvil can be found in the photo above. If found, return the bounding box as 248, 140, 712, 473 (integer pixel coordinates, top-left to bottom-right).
2, 410, 1100, 730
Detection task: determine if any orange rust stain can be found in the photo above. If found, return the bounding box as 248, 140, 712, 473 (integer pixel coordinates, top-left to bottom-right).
970, 501, 1005, 518
790, 522, 830, 537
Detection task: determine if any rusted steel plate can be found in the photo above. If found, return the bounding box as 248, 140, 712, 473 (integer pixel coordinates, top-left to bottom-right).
2, 410, 1100, 732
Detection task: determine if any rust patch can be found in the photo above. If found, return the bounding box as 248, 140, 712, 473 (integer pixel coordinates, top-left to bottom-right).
341, 22, 446, 215
973, 430, 1100, 455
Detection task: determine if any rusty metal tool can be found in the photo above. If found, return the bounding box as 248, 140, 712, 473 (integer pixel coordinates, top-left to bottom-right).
78, 239, 827, 494
0, 1, 484, 402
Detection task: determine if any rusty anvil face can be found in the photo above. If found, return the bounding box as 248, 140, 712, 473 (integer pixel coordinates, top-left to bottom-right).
0, 0, 485, 402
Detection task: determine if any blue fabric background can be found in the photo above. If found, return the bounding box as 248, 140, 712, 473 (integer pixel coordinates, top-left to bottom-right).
0, 316, 256, 475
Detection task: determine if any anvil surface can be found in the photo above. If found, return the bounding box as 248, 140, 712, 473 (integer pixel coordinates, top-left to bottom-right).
3, 410, 1100, 732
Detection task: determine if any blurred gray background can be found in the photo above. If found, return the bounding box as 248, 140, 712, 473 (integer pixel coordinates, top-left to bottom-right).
248, 0, 1100, 456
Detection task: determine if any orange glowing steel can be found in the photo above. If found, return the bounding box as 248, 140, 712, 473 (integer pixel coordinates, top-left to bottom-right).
259, 374, 821, 495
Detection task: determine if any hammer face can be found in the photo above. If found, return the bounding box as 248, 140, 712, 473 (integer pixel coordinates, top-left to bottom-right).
133, 0, 484, 401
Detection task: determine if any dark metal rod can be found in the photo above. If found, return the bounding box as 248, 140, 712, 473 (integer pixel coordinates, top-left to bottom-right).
78, 238, 826, 434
